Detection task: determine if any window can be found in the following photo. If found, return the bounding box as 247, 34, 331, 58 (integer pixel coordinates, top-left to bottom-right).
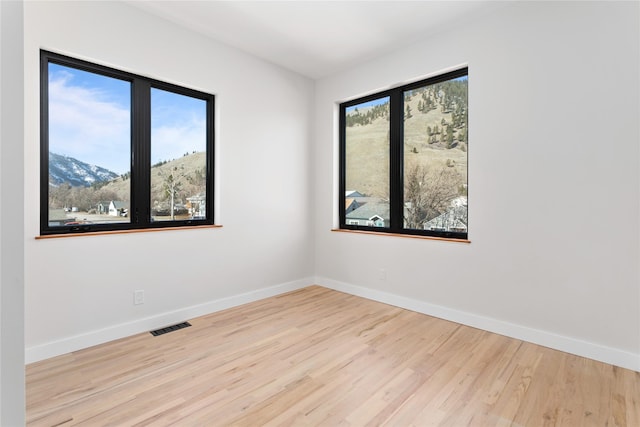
40, 50, 214, 235
339, 68, 468, 240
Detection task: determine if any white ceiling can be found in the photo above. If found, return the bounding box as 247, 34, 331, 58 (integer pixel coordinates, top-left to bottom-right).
128, 1, 500, 79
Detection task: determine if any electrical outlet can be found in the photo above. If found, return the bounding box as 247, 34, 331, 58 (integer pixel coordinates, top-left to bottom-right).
134, 290, 144, 305
379, 269, 387, 281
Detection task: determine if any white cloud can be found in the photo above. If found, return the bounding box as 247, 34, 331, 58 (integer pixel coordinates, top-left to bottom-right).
151, 117, 206, 163
48, 70, 130, 174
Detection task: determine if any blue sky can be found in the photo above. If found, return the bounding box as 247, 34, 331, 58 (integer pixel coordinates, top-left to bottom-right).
48, 63, 206, 175
151, 88, 206, 166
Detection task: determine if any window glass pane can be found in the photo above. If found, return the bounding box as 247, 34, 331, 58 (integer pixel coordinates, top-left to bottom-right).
150, 88, 207, 222
344, 96, 390, 227
47, 63, 131, 227
403, 75, 468, 232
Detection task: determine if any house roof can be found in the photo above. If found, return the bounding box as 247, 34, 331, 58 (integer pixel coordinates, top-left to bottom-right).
110, 201, 129, 209
346, 200, 390, 221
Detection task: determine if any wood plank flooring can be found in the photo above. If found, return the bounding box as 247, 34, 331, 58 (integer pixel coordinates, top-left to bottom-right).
26, 286, 640, 426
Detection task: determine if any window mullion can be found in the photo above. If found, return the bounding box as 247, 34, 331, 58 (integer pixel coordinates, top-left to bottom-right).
389, 90, 404, 232
132, 79, 151, 227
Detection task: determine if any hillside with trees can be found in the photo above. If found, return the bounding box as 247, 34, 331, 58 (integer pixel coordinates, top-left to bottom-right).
49, 152, 207, 217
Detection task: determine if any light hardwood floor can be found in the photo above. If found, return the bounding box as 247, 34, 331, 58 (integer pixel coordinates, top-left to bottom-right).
27, 286, 639, 426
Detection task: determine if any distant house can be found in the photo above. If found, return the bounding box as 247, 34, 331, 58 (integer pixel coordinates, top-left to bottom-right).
96, 201, 110, 215
345, 191, 384, 216
186, 194, 206, 218
345, 199, 389, 227
422, 205, 468, 233
109, 201, 129, 217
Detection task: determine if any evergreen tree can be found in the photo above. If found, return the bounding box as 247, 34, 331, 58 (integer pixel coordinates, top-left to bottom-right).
405, 105, 413, 119
458, 129, 466, 143
446, 126, 454, 148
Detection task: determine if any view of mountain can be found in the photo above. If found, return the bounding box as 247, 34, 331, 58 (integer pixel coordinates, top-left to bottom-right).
47, 151, 207, 214
49, 152, 119, 187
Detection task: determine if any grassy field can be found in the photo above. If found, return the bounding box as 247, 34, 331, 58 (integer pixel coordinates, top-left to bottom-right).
345, 118, 390, 198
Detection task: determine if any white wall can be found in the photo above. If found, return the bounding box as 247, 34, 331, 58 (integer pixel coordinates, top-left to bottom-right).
24, 1, 315, 362
1, 1, 26, 423
314, 1, 640, 370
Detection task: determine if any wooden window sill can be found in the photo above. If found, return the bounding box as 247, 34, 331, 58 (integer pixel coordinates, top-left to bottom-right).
331, 228, 470, 244
36, 225, 223, 240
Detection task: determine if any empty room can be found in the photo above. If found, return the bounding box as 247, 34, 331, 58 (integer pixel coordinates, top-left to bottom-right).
1, 0, 639, 425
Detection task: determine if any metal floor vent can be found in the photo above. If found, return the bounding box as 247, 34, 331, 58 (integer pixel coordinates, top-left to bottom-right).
150, 321, 192, 336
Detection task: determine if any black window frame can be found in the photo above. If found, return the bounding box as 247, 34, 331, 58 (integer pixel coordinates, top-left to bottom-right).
40, 50, 215, 235
339, 67, 468, 240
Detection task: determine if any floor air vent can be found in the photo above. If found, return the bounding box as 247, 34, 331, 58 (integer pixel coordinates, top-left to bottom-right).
150, 321, 192, 336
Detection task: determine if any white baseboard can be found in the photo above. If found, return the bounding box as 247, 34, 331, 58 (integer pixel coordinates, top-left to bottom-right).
25, 277, 312, 364
27, 276, 639, 372
316, 277, 640, 372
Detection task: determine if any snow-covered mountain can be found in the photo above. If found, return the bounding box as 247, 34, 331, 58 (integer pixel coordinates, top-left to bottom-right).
49, 152, 119, 187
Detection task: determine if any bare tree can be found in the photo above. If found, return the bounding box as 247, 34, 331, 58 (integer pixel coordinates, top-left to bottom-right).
404, 163, 462, 229
158, 165, 186, 220
49, 183, 72, 209
185, 166, 206, 197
